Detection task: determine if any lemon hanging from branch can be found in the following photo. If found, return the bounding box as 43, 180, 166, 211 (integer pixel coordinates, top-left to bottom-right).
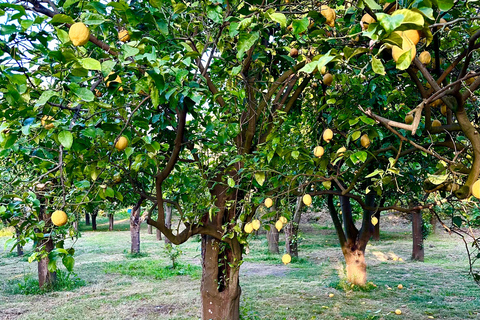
69, 22, 90, 46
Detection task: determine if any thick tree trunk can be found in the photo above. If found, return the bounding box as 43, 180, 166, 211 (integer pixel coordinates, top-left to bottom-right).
15, 228, 23, 256
164, 204, 172, 244
108, 214, 114, 231
267, 227, 279, 254
200, 235, 241, 320
85, 213, 90, 225
147, 224, 152, 234
91, 212, 97, 231
412, 209, 424, 261
343, 246, 367, 285
38, 238, 56, 289
156, 228, 162, 240
285, 195, 303, 257
130, 206, 141, 254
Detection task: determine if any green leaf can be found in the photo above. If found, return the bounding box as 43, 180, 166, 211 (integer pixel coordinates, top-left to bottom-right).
435, 0, 454, 11
105, 187, 114, 197
453, 216, 462, 228
292, 17, 309, 35
351, 151, 368, 163
371, 56, 386, 75
237, 32, 259, 59
58, 131, 73, 149
376, 13, 403, 33
55, 27, 70, 44
351, 131, 361, 141
122, 44, 139, 58
255, 172, 265, 186
62, 255, 75, 271
80, 58, 101, 70
392, 9, 424, 28
363, 0, 382, 10
268, 12, 287, 28
427, 174, 448, 185
83, 13, 105, 25
63, 0, 79, 8
395, 50, 413, 70
291, 150, 300, 160
366, 169, 384, 178
227, 177, 235, 188
50, 14, 75, 25
69, 83, 94, 102
35, 90, 58, 106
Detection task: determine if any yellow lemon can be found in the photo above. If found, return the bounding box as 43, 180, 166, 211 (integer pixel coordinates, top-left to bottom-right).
395, 29, 421, 45
290, 48, 299, 57
244, 222, 254, 234
314, 146, 324, 158
303, 194, 312, 206
405, 114, 414, 124
282, 253, 292, 265
361, 14, 375, 30
392, 35, 416, 64
328, 293, 334, 297
320, 5, 336, 27
397, 284, 403, 289
118, 29, 130, 42
323, 73, 333, 86
51, 210, 68, 227
323, 128, 334, 142
432, 119, 441, 127
371, 216, 378, 226
361, 134, 370, 148
275, 220, 283, 232
323, 181, 331, 189
41, 115, 55, 130
69, 22, 90, 46
279, 216, 288, 224
395, 309, 402, 315
115, 136, 128, 151
265, 197, 274, 208
441, 104, 447, 116
472, 180, 480, 198
252, 219, 261, 230
337, 146, 346, 156
419, 51, 431, 65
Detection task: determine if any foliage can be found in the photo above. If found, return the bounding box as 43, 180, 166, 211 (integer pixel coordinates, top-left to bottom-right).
103, 259, 201, 280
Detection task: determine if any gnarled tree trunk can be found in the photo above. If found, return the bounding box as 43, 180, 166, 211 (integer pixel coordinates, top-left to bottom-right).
285, 195, 304, 258
201, 235, 241, 320
267, 227, 279, 254
108, 214, 114, 231
411, 209, 424, 261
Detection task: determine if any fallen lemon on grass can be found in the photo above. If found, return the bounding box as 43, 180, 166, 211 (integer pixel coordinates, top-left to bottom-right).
265, 197, 273, 208
115, 136, 128, 151
282, 253, 291, 265
395, 309, 402, 315
69, 22, 90, 46
328, 293, 334, 298
397, 284, 403, 289
51, 210, 68, 227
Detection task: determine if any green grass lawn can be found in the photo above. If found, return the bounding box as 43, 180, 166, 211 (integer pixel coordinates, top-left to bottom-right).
1, 215, 479, 320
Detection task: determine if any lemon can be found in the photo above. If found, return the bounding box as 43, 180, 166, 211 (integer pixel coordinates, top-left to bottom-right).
252, 219, 261, 230
118, 29, 130, 42
265, 197, 274, 208
337, 146, 346, 156
282, 253, 292, 265
441, 104, 447, 116
472, 180, 480, 198
105, 72, 123, 90
320, 5, 336, 27
395, 309, 402, 315
328, 293, 334, 297
279, 216, 288, 224
371, 216, 378, 226
419, 51, 431, 65
303, 194, 312, 206
361, 14, 375, 30
320, 65, 327, 75
314, 146, 324, 158
392, 35, 416, 64
361, 134, 370, 148
323, 181, 331, 189
115, 136, 128, 151
41, 115, 55, 130
290, 48, 299, 57
69, 22, 90, 46
405, 114, 414, 124
395, 29, 421, 45
323, 73, 333, 86
432, 119, 441, 127
323, 128, 334, 142
275, 220, 283, 232
397, 284, 403, 289
51, 210, 68, 227
244, 222, 254, 234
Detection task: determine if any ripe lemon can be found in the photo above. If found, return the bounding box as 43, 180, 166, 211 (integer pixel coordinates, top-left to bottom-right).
397, 284, 403, 289
51, 210, 68, 227
395, 309, 402, 315
383, 2, 398, 14
361, 134, 370, 148
320, 5, 336, 27
419, 51, 431, 65
282, 253, 291, 265
115, 136, 128, 151
441, 104, 447, 116
323, 128, 334, 142
41, 115, 55, 130
290, 48, 299, 57
275, 220, 283, 232
265, 197, 274, 208
320, 65, 327, 75
328, 293, 334, 297
395, 29, 421, 45
337, 146, 346, 156
405, 114, 414, 124
432, 119, 441, 127
252, 219, 261, 230
118, 29, 130, 42
244, 222, 254, 234
361, 14, 375, 30
69, 22, 90, 46
279, 216, 288, 224
371, 216, 378, 226
314, 146, 324, 158
392, 35, 416, 64
472, 180, 480, 198
323, 73, 333, 86
303, 194, 312, 206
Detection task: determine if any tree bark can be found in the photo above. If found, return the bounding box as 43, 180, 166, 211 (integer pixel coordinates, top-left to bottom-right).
285, 195, 303, 257
85, 213, 90, 225
267, 227, 279, 254
412, 209, 424, 261
15, 228, 23, 256
38, 237, 56, 289
430, 213, 437, 234
147, 224, 152, 234
91, 212, 97, 231
200, 235, 241, 320
108, 214, 114, 231
130, 202, 142, 254
156, 228, 162, 240
164, 203, 172, 244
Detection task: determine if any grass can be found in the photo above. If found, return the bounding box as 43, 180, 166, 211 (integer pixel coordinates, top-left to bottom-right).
0, 215, 479, 319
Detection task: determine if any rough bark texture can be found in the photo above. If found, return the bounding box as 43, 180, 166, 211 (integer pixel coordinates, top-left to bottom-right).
85, 213, 90, 225
130, 206, 141, 254
156, 228, 162, 240
267, 227, 279, 254
108, 214, 114, 231
164, 204, 172, 244
200, 235, 241, 320
430, 214, 437, 234
38, 238, 56, 289
411, 209, 425, 261
285, 195, 304, 257
147, 224, 152, 234
91, 212, 97, 231
15, 228, 23, 256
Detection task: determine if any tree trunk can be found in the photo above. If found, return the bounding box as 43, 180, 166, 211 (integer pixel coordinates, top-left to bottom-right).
147, 224, 152, 234
130, 206, 141, 254
73, 220, 78, 231
156, 228, 162, 240
267, 227, 279, 254
200, 235, 241, 320
285, 195, 303, 257
343, 246, 367, 285
85, 213, 90, 225
372, 210, 380, 241
412, 209, 424, 261
15, 228, 23, 256
91, 212, 97, 231
108, 214, 114, 231
38, 237, 56, 289
164, 203, 172, 244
